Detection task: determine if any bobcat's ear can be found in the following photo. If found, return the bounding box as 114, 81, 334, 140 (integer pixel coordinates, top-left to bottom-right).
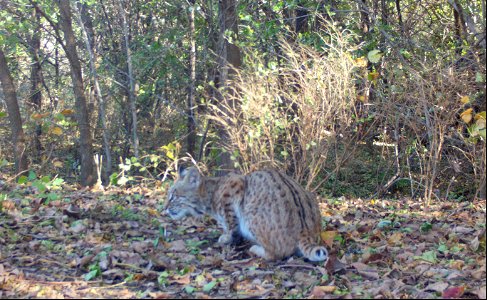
182, 167, 201, 186
178, 165, 187, 178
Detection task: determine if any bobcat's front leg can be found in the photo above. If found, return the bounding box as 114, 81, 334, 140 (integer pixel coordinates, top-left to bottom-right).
217, 210, 239, 245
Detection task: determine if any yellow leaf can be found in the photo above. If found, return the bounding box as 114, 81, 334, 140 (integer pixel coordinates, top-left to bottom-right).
368, 71, 379, 80
61, 109, 75, 116
354, 57, 368, 67
53, 161, 64, 168
387, 232, 403, 245
475, 111, 486, 120
320, 230, 337, 248
460, 95, 470, 104
460, 108, 473, 123
51, 127, 63, 136
357, 95, 367, 102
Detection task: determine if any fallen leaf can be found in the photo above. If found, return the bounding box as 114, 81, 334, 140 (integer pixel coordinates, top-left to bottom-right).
352, 262, 380, 280
423, 281, 448, 292
172, 274, 191, 285
168, 240, 186, 252
320, 231, 336, 248
309, 286, 336, 298
470, 236, 479, 251
441, 286, 464, 298
387, 232, 403, 245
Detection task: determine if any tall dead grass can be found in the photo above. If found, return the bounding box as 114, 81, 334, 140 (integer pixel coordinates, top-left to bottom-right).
209, 29, 360, 191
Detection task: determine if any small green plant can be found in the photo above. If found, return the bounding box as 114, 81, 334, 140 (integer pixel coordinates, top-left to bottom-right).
17, 171, 64, 205
157, 271, 170, 286
186, 239, 208, 255
84, 262, 101, 281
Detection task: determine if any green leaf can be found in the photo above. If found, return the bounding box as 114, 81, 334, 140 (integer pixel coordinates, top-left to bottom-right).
46, 192, 59, 202
437, 244, 448, 253
32, 180, 47, 193
51, 178, 64, 186
28, 171, 37, 181
109, 173, 118, 185
158, 271, 170, 286
367, 50, 382, 63
377, 219, 393, 229
413, 250, 437, 264
476, 72, 485, 83
0, 111, 6, 118
420, 222, 432, 233
184, 285, 196, 294
84, 267, 100, 281
17, 175, 28, 184
202, 281, 217, 293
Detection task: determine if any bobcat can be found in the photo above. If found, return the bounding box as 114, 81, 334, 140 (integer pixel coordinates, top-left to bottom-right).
165, 167, 328, 262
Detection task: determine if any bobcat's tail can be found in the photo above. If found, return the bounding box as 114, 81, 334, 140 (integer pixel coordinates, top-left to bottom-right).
298, 236, 329, 262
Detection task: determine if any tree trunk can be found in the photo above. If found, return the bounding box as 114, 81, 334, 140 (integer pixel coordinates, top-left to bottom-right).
216, 0, 242, 173
0, 48, 29, 174
118, 0, 140, 158
74, 3, 112, 180
29, 7, 43, 159
187, 0, 197, 157
57, 0, 96, 186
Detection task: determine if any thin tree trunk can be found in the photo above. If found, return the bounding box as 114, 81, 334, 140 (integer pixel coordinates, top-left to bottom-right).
449, 0, 486, 49
395, 0, 404, 34
187, 0, 197, 157
118, 0, 139, 158
74, 3, 112, 179
216, 0, 241, 173
57, 0, 96, 186
29, 7, 43, 159
0, 48, 29, 174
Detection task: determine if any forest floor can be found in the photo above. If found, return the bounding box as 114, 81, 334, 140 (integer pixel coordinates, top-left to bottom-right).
0, 177, 485, 299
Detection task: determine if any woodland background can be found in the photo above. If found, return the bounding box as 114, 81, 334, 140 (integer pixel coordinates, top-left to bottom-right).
0, 0, 486, 201
0, 0, 486, 298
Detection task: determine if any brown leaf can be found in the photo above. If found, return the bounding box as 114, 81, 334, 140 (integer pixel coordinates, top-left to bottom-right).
326, 254, 347, 274
168, 240, 186, 252
172, 274, 191, 285
352, 262, 380, 280
441, 286, 464, 298
309, 286, 336, 298
387, 232, 403, 246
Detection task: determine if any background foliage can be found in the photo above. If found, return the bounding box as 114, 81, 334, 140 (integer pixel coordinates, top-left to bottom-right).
0, 0, 485, 201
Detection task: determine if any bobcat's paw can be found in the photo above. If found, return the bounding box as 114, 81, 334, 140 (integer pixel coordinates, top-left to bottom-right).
218, 233, 232, 244
249, 245, 267, 258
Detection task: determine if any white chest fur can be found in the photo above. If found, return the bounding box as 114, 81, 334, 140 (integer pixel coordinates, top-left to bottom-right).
234, 203, 255, 241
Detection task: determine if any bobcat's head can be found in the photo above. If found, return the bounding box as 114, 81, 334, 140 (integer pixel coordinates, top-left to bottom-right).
165, 167, 206, 220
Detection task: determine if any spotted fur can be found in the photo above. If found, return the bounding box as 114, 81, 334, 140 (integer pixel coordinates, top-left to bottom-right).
165, 167, 328, 262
